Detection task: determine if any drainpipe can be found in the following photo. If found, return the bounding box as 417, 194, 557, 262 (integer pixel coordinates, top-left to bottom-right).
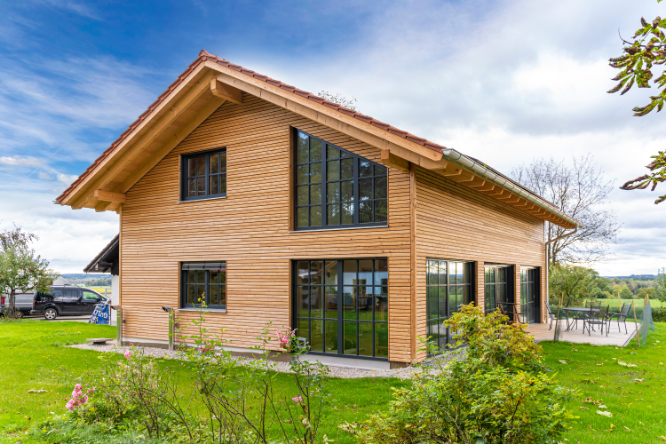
544, 227, 578, 308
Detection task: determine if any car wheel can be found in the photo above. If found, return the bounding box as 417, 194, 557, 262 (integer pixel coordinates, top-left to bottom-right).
44, 308, 57, 320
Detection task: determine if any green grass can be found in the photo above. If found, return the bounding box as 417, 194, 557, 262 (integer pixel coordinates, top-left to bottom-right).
541, 323, 666, 444
4, 319, 666, 443
0, 320, 405, 443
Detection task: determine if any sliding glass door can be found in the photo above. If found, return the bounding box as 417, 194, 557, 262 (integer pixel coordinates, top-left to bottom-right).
520, 267, 540, 324
484, 264, 514, 317
293, 259, 388, 359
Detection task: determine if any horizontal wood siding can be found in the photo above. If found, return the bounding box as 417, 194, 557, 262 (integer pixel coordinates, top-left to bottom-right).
414, 167, 546, 359
120, 94, 414, 362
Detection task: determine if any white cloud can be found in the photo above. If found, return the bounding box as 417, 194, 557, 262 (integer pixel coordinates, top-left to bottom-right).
56, 173, 78, 186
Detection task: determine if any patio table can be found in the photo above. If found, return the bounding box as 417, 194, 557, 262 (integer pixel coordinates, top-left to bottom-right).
562, 307, 599, 332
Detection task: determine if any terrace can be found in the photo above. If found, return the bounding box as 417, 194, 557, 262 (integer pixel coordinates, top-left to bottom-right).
527, 322, 637, 346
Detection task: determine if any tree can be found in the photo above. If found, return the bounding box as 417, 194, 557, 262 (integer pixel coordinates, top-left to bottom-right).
549, 264, 598, 306
511, 156, 620, 266
0, 227, 54, 318
317, 91, 358, 111
608, 1, 666, 204
637, 287, 657, 299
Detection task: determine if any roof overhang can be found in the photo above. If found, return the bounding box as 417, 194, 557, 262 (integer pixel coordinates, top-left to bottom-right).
56, 51, 579, 229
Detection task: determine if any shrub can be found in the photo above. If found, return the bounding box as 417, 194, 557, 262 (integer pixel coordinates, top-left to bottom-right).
356, 304, 574, 444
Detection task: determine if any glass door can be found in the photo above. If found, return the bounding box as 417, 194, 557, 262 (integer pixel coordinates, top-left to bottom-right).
520, 267, 540, 324
293, 259, 388, 359
484, 265, 514, 318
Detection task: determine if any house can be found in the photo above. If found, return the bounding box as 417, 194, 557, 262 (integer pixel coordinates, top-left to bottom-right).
83, 234, 119, 325
55, 50, 579, 369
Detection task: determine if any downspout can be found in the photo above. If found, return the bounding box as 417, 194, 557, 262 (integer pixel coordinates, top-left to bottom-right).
544, 227, 578, 308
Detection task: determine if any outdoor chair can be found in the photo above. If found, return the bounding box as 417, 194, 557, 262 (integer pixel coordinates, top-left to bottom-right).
546, 304, 570, 331
607, 302, 631, 334
582, 304, 608, 336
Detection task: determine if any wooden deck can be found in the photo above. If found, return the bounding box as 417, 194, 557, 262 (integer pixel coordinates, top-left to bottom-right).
527, 321, 637, 347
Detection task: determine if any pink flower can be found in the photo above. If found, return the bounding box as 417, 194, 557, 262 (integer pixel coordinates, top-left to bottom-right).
124, 349, 132, 359
292, 395, 303, 404
66, 401, 74, 411
75, 384, 81, 390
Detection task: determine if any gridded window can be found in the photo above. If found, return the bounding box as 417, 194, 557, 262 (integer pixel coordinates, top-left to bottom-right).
294, 259, 388, 359
295, 130, 388, 229
485, 265, 511, 315
520, 267, 539, 324
182, 149, 227, 200
426, 260, 473, 352
181, 262, 226, 309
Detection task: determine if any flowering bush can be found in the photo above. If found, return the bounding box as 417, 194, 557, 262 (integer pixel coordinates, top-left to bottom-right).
65, 384, 92, 411
276, 328, 299, 352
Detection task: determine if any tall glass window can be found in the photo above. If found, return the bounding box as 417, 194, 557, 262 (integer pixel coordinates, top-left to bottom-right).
485, 265, 512, 315
426, 260, 473, 352
295, 130, 388, 230
294, 259, 388, 359
520, 267, 539, 324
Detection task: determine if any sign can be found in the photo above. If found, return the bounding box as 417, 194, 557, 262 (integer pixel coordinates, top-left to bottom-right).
89, 303, 111, 325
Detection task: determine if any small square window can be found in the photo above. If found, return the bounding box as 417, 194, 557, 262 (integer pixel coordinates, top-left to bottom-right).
182, 149, 227, 200
181, 262, 226, 309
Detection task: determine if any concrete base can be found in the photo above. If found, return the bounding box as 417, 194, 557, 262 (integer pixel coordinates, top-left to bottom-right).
121, 337, 392, 369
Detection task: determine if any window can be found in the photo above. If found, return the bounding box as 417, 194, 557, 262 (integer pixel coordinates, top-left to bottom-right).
520, 267, 540, 324
294, 259, 388, 359
294, 130, 388, 230
64, 288, 79, 300
485, 265, 512, 315
82, 290, 100, 301
181, 262, 226, 309
181, 149, 227, 200
426, 260, 473, 352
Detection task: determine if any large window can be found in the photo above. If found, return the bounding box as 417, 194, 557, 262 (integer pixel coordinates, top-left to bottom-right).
294, 130, 388, 230
485, 265, 513, 315
426, 260, 473, 352
520, 267, 540, 324
181, 149, 227, 201
294, 259, 388, 359
181, 262, 226, 309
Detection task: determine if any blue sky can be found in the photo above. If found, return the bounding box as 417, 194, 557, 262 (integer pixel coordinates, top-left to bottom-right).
0, 0, 664, 274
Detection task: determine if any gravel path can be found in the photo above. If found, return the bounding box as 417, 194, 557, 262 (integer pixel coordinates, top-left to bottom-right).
70, 341, 465, 379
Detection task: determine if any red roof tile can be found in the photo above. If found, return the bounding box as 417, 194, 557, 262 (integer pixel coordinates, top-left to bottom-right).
56, 49, 447, 203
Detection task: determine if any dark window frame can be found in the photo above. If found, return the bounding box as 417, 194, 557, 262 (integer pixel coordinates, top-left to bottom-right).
292, 258, 389, 361
426, 259, 474, 353
180, 262, 227, 310
294, 129, 388, 231
181, 148, 227, 201
484, 264, 514, 316
520, 267, 540, 324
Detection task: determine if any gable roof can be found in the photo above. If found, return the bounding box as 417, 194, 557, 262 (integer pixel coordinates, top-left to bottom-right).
55, 50, 580, 229
83, 234, 119, 275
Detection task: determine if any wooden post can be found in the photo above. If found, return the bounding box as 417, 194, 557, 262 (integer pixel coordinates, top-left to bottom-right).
553, 293, 564, 341
632, 300, 640, 347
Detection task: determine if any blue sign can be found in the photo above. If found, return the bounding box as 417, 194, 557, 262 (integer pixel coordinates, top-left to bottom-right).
89, 303, 111, 325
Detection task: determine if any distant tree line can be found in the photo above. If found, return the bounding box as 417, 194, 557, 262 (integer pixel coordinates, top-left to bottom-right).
550, 265, 666, 306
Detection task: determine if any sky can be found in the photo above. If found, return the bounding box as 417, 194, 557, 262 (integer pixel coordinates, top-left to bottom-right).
0, 0, 664, 276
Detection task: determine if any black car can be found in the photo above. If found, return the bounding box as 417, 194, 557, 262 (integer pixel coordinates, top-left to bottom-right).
32, 285, 108, 320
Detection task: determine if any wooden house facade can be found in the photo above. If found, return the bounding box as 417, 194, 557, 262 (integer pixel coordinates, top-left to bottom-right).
56, 51, 578, 368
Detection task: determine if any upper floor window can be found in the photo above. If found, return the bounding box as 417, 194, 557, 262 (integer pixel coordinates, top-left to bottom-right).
294, 130, 387, 230
181, 262, 226, 310
182, 149, 226, 201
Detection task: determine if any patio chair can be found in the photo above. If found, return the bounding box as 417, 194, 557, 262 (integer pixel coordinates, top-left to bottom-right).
607, 302, 631, 334
582, 304, 608, 336
546, 304, 569, 331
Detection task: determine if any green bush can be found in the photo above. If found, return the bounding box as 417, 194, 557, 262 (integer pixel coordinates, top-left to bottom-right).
356, 304, 574, 444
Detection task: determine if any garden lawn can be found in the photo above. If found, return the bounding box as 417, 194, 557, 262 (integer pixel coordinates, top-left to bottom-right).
541, 322, 666, 444
0, 320, 406, 444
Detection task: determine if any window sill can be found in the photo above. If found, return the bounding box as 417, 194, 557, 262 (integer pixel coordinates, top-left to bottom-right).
177, 308, 227, 313
178, 195, 227, 204
290, 224, 388, 233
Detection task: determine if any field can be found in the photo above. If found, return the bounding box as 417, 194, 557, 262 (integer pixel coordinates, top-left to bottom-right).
0, 319, 664, 443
